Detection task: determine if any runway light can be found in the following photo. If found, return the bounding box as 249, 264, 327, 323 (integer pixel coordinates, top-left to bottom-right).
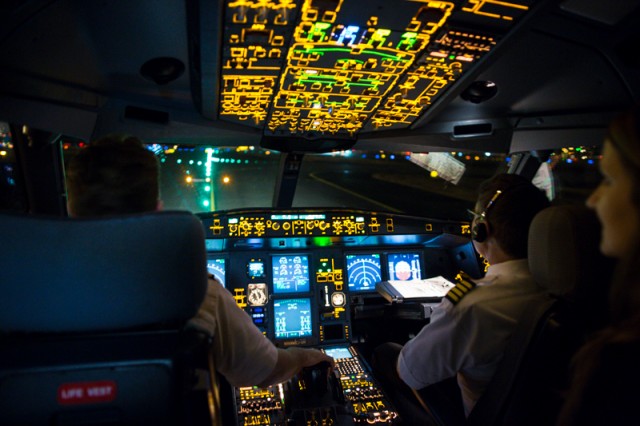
186, 176, 193, 183
222, 176, 231, 184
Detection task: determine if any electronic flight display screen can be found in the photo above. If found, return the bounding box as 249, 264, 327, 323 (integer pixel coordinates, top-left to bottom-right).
387, 252, 422, 281
206, 257, 226, 287
273, 298, 313, 340
323, 346, 353, 359
247, 258, 265, 279
272, 255, 310, 294
346, 253, 382, 292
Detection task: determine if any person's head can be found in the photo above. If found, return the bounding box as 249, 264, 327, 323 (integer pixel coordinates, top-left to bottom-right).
66, 134, 160, 217
558, 108, 640, 425
470, 173, 550, 262
586, 107, 640, 259
585, 106, 640, 324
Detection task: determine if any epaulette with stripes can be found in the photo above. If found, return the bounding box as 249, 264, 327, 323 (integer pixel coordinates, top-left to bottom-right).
445, 271, 477, 305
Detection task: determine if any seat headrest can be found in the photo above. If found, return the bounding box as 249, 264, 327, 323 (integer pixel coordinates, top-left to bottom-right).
528, 205, 610, 296
0, 211, 208, 333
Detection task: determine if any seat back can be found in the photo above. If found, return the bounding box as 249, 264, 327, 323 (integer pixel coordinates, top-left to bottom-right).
0, 211, 210, 425
467, 205, 614, 425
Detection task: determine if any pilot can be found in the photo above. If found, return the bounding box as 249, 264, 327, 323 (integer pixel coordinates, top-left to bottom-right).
372, 173, 550, 420
557, 106, 640, 425
65, 134, 333, 388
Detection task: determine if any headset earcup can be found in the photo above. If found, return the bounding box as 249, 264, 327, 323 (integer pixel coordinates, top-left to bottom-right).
472, 221, 488, 243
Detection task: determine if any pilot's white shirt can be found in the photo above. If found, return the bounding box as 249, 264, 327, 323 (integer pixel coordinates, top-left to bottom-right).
188, 278, 278, 387
397, 259, 548, 416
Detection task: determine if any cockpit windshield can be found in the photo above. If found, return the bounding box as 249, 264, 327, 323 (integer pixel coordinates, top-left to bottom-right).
61, 140, 508, 220
56, 140, 600, 220
0, 125, 604, 218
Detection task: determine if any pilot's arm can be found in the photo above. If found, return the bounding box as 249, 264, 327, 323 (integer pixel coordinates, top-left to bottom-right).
189, 278, 333, 387
397, 298, 475, 389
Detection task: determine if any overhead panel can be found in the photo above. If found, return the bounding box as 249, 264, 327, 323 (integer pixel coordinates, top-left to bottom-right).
215, 0, 535, 141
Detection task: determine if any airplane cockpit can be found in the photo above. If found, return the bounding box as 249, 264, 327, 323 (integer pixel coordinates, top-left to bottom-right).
1, 0, 639, 425
197, 206, 480, 424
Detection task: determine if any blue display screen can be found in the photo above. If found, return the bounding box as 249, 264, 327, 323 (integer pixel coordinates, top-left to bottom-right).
273, 298, 313, 339
272, 255, 310, 294
206, 257, 226, 287
323, 346, 353, 359
387, 252, 422, 281
345, 253, 382, 292
247, 259, 265, 279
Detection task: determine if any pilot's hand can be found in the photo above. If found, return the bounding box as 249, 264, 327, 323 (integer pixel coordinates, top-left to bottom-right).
259, 347, 335, 387
299, 347, 335, 371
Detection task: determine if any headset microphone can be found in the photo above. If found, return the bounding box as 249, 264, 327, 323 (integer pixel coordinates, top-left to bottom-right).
471, 190, 503, 243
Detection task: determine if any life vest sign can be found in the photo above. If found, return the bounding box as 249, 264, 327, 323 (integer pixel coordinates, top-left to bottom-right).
57, 380, 117, 405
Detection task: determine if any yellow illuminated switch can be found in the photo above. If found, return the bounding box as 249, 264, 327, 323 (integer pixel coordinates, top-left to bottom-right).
386, 218, 394, 232
219, 0, 531, 137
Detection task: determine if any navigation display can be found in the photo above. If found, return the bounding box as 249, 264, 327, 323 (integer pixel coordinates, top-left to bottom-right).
387, 252, 422, 281
346, 253, 382, 292
206, 257, 226, 287
273, 298, 313, 340
272, 255, 310, 294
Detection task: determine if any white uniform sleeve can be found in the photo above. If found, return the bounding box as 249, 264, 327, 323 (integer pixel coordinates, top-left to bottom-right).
188, 280, 278, 387
397, 299, 474, 389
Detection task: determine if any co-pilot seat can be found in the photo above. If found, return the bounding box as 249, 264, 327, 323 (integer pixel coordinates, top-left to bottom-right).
0, 211, 216, 425
414, 204, 614, 426
467, 204, 615, 426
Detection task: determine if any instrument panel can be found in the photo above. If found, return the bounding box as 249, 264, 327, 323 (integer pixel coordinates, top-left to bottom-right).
198, 208, 480, 425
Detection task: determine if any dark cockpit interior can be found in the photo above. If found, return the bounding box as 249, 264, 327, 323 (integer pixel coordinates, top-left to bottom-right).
1, 0, 639, 425
1, 0, 639, 154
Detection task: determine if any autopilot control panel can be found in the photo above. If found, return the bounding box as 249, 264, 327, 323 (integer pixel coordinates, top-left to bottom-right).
198, 208, 481, 425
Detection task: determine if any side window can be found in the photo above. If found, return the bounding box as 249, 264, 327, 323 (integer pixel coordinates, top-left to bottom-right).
0, 123, 27, 212
536, 146, 601, 204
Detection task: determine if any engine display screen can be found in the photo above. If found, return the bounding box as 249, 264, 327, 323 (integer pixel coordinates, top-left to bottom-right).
272, 254, 310, 294
273, 298, 313, 340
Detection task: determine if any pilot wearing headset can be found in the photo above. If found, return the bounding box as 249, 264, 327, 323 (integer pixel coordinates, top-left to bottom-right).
373, 173, 550, 419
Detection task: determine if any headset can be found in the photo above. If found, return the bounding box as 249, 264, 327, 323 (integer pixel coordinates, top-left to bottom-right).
471, 189, 503, 243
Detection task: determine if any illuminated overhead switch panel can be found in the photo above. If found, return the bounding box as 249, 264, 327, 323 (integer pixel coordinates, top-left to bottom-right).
220, 0, 300, 127
215, 0, 536, 139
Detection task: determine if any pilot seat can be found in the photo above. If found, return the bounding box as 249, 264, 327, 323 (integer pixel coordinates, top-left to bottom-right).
0, 211, 220, 425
